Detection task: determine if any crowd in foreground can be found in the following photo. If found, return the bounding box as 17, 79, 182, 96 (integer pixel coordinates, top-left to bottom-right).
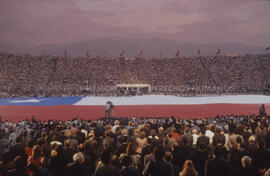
0, 114, 270, 176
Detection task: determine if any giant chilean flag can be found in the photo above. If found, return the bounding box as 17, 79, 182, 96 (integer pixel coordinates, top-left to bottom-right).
0, 95, 270, 122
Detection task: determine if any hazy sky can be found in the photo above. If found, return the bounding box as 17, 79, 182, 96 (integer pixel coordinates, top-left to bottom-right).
1, 0, 270, 47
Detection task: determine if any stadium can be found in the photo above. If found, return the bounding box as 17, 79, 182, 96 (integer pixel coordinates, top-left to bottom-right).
1, 53, 270, 121
1, 0, 270, 176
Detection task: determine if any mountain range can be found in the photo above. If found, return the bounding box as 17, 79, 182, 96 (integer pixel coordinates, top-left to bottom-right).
0, 37, 267, 58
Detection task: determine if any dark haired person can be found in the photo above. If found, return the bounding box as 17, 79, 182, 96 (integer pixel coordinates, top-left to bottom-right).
191, 144, 209, 176
212, 127, 225, 147
49, 145, 66, 176
7, 156, 28, 176
9, 136, 26, 162
173, 137, 192, 173
178, 127, 193, 146
0, 152, 15, 176
259, 104, 267, 117
95, 150, 120, 176
205, 146, 231, 176
230, 142, 251, 172
196, 128, 210, 147
143, 146, 173, 176
25, 139, 34, 158
105, 101, 114, 118
253, 140, 270, 174
120, 155, 141, 176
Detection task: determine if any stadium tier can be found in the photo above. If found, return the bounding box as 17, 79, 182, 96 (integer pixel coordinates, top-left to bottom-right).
0, 53, 270, 97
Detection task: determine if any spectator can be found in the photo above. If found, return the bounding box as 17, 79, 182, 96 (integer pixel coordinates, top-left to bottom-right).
7, 156, 28, 176
191, 144, 208, 176
236, 156, 256, 176
205, 125, 214, 145
65, 152, 87, 176
179, 160, 198, 176
136, 131, 147, 154
25, 139, 34, 158
178, 127, 193, 146
120, 155, 141, 176
205, 146, 230, 176
95, 150, 120, 176
28, 145, 43, 174
143, 146, 173, 176
196, 128, 210, 147
212, 127, 225, 146
0, 152, 15, 176
191, 129, 199, 146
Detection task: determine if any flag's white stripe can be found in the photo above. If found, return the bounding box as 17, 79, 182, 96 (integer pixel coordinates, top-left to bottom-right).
74, 95, 270, 105
8, 98, 48, 103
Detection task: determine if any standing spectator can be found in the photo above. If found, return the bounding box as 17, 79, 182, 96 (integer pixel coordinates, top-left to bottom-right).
253, 140, 270, 173
39, 158, 51, 176
228, 130, 243, 149
173, 137, 192, 172
179, 160, 198, 176
7, 156, 28, 176
255, 122, 268, 149
205, 146, 230, 176
191, 129, 199, 146
120, 155, 141, 176
205, 125, 214, 145
65, 152, 87, 176
8, 130, 16, 146
112, 120, 120, 134
212, 127, 225, 146
49, 145, 66, 176
178, 127, 193, 146
191, 144, 209, 176
25, 139, 34, 158
136, 131, 147, 154
230, 143, 250, 171
126, 139, 141, 169
236, 156, 256, 176
0, 152, 15, 176
28, 145, 43, 174
9, 136, 26, 162
95, 150, 120, 176
196, 129, 210, 147
242, 127, 252, 146
143, 146, 173, 176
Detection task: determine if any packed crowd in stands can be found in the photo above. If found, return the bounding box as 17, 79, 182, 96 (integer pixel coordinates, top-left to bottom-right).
0, 113, 270, 176
0, 52, 270, 97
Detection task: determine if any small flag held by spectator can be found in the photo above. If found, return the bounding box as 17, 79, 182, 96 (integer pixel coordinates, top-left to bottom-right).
216, 49, 221, 55
120, 50, 125, 57
197, 49, 201, 55
175, 50, 180, 57
64, 49, 67, 57
104, 50, 108, 58
139, 50, 143, 57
